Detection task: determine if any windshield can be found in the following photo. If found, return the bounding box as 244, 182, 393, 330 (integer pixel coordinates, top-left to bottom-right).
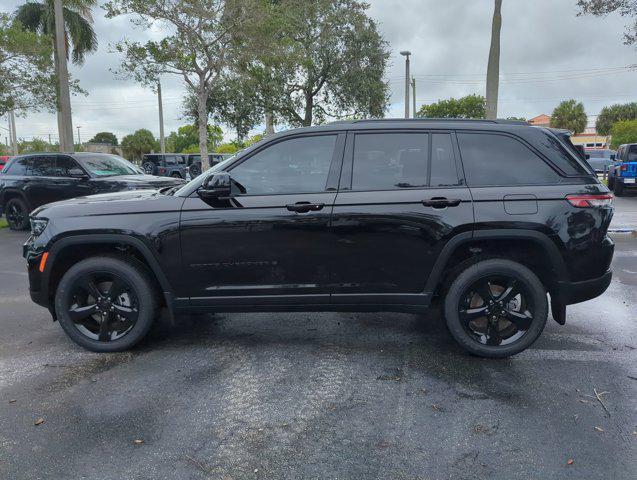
77, 155, 142, 177
172, 153, 239, 196
586, 150, 613, 159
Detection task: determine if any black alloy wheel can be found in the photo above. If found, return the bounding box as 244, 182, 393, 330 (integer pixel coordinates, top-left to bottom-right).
66, 272, 139, 342
5, 198, 29, 230
458, 275, 533, 347
444, 259, 548, 358
55, 256, 158, 352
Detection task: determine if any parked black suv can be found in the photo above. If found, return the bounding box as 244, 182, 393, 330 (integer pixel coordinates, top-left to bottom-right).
1, 152, 185, 230
23, 120, 614, 357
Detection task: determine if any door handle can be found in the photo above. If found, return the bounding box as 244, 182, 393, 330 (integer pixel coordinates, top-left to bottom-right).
286, 202, 325, 213
422, 197, 462, 208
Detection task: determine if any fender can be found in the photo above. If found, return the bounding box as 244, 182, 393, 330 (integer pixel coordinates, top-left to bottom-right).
0, 188, 31, 210
43, 233, 175, 312
424, 229, 569, 294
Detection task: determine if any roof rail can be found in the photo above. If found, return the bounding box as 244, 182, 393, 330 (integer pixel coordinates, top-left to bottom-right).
330, 118, 529, 126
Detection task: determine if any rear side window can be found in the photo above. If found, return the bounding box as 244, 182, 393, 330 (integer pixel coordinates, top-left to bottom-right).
5, 157, 31, 175
352, 133, 428, 190
430, 133, 461, 187
30, 156, 57, 176
628, 145, 637, 162
458, 133, 561, 186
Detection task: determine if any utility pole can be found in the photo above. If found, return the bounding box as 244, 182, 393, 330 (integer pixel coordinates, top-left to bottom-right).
76, 125, 82, 145
157, 80, 165, 154
48, 133, 52, 145
53, 0, 74, 152
411, 77, 416, 118
9, 110, 18, 155
400, 51, 411, 119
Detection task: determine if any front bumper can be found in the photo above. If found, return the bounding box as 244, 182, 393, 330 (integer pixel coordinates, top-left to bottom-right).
556, 270, 613, 305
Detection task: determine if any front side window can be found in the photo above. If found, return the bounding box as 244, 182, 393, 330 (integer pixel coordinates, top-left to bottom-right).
458, 133, 561, 186
55, 156, 81, 176
352, 133, 428, 190
229, 135, 336, 195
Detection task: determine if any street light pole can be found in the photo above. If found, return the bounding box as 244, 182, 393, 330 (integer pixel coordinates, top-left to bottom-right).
400, 51, 411, 119
157, 80, 165, 154
53, 0, 74, 152
411, 77, 416, 118
76, 125, 82, 145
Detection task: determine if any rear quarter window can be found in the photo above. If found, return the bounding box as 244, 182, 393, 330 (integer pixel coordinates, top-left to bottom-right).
4, 157, 31, 175
458, 132, 562, 186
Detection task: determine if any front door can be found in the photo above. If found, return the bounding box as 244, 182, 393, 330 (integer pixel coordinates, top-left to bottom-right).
179, 133, 344, 306
330, 130, 474, 306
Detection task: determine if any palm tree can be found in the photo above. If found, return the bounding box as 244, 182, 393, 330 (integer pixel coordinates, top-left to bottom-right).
14, 0, 97, 65
485, 0, 502, 120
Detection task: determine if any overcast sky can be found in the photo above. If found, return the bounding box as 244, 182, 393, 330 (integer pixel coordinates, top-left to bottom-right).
2, 0, 636, 145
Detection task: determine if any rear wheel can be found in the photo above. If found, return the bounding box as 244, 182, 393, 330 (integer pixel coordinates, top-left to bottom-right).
171, 172, 182, 178
189, 163, 201, 177
613, 179, 625, 197
444, 259, 548, 358
5, 197, 29, 230
141, 161, 156, 175
607, 175, 615, 189
55, 256, 158, 352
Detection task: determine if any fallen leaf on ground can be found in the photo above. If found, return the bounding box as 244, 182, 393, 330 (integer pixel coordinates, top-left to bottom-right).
34, 418, 45, 426
133, 439, 144, 445
9, 399, 16, 404
594, 426, 604, 432
431, 404, 443, 412
567, 459, 574, 465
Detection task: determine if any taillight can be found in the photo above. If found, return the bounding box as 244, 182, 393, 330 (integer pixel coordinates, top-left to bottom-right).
621, 164, 628, 171
566, 193, 613, 208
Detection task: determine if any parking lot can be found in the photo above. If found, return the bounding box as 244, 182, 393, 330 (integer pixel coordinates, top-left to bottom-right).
1, 212, 636, 479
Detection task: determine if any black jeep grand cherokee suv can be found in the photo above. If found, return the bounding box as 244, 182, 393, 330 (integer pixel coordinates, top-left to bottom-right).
23, 119, 614, 357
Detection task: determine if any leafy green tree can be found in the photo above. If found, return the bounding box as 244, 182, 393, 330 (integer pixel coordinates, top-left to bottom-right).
15, 0, 98, 64
105, 0, 255, 168
0, 14, 55, 115
216, 143, 239, 154
165, 124, 222, 153
242, 0, 390, 127
121, 129, 158, 162
550, 100, 587, 134
610, 119, 637, 149
88, 131, 118, 145
417, 95, 486, 119
577, 0, 636, 45
596, 102, 637, 135
18, 137, 55, 153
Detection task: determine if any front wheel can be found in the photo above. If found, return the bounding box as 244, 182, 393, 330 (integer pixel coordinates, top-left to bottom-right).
5, 197, 29, 230
55, 256, 159, 352
444, 259, 548, 358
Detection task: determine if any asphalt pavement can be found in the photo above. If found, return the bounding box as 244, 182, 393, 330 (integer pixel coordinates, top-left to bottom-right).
1, 223, 636, 479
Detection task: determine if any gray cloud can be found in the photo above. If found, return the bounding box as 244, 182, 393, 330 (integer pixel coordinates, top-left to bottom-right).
2, 0, 635, 144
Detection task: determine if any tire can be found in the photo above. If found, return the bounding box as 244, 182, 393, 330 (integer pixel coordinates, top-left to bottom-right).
5, 197, 30, 230
443, 258, 548, 358
189, 163, 201, 177
607, 175, 615, 189
613, 180, 625, 197
54, 256, 159, 352
141, 161, 156, 175
171, 172, 182, 179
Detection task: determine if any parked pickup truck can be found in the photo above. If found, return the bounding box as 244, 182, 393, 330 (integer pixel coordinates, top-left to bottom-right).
608, 143, 637, 196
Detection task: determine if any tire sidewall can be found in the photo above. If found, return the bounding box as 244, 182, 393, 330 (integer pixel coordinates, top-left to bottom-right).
55, 257, 157, 352
6, 198, 29, 230
444, 259, 548, 358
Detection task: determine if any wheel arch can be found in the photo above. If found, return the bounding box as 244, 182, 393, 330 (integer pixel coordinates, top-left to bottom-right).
44, 234, 174, 312
425, 229, 569, 295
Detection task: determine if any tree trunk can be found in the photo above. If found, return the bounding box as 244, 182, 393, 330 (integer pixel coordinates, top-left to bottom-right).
265, 111, 274, 135
303, 92, 313, 127
485, 0, 502, 120
53, 0, 74, 152
197, 79, 209, 170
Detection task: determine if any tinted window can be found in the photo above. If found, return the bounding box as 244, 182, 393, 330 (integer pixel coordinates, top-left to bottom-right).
30, 156, 56, 176
5, 157, 31, 175
76, 155, 140, 176
628, 145, 637, 162
230, 135, 336, 194
352, 133, 428, 190
55, 156, 80, 176
430, 134, 460, 187
458, 133, 561, 186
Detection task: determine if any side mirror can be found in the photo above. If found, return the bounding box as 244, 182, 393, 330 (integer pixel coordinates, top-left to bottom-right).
198, 172, 232, 200
69, 168, 88, 179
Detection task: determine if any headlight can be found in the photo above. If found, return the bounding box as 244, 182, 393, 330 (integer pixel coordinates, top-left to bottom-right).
30, 217, 49, 237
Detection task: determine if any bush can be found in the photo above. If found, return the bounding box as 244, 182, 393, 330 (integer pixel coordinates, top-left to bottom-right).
610, 120, 637, 149
216, 143, 239, 154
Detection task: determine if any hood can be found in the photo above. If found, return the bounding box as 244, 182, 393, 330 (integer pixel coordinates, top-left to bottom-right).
91, 174, 185, 187
31, 188, 184, 219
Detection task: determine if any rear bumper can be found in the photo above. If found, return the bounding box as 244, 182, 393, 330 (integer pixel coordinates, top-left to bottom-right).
556, 270, 612, 305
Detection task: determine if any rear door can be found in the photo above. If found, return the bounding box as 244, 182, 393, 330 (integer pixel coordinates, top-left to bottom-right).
27, 155, 60, 207
330, 130, 474, 306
